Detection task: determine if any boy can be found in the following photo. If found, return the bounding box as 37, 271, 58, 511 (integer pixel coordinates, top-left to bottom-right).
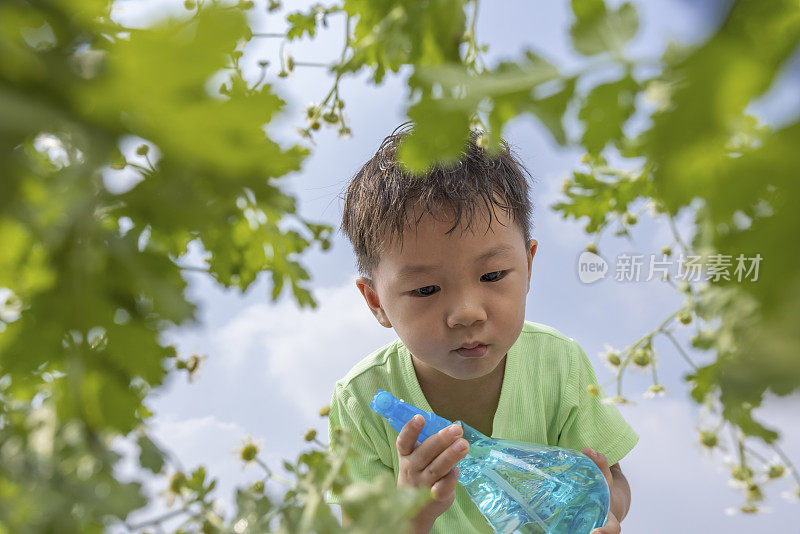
327, 125, 637, 534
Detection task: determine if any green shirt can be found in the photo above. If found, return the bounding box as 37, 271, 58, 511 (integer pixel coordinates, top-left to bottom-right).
326, 321, 639, 532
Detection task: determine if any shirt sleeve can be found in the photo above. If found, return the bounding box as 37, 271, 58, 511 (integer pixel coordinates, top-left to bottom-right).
556, 339, 639, 467
325, 382, 394, 505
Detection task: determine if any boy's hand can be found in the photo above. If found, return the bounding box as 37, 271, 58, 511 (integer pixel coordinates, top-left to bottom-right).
582, 447, 621, 534
396, 415, 470, 533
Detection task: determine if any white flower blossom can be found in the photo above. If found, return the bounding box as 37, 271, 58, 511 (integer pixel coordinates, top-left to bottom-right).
601, 396, 634, 406
643, 384, 667, 398
780, 487, 800, 502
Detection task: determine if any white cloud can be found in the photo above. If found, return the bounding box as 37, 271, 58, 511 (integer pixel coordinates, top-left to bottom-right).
209, 277, 397, 420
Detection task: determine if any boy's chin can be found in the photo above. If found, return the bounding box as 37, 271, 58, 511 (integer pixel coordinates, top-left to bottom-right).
443, 358, 504, 381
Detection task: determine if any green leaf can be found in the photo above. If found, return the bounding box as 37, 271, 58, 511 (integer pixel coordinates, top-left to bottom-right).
569, 0, 639, 56
552, 167, 652, 233
0, 218, 55, 297
579, 74, 639, 154
487, 52, 575, 146
722, 399, 780, 443
76, 6, 305, 180
72, 369, 142, 433
137, 433, 166, 474
342, 0, 467, 83
399, 75, 474, 173
286, 9, 319, 40
647, 1, 800, 215
401, 51, 575, 170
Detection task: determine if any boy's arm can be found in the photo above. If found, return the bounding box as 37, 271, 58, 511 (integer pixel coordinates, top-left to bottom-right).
609, 462, 631, 522
582, 447, 631, 534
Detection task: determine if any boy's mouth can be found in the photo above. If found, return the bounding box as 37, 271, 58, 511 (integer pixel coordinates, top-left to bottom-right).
455, 343, 488, 358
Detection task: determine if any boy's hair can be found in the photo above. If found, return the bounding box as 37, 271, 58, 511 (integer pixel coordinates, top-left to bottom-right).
340, 123, 534, 280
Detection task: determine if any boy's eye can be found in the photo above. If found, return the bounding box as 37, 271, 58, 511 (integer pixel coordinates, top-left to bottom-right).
410, 271, 508, 297
481, 270, 508, 282
412, 285, 439, 297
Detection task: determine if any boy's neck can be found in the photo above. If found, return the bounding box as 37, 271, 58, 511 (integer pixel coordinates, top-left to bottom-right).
411, 354, 507, 437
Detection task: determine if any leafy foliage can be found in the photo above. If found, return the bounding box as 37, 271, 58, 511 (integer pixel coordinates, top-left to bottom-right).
1, 0, 798, 530
0, 0, 333, 530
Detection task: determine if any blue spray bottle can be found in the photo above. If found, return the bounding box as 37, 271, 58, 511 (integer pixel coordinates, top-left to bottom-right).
370, 389, 609, 534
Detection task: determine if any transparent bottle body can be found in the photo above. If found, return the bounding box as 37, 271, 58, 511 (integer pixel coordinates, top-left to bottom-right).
456, 423, 608, 534
370, 389, 609, 534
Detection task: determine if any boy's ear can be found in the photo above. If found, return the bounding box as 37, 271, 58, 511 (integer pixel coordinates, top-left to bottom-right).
526, 239, 538, 292
356, 276, 392, 328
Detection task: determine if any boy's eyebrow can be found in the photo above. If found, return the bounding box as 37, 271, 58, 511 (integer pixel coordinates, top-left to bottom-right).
396, 243, 515, 278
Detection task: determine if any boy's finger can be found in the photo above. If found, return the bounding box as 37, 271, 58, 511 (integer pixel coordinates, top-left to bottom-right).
396, 415, 425, 456
408, 423, 463, 471
430, 466, 459, 502
419, 437, 469, 485
591, 511, 621, 534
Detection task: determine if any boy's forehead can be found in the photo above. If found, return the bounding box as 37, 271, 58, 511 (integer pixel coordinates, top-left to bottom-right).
381, 205, 521, 264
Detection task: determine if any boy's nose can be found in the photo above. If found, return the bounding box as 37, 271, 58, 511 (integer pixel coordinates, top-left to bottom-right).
446, 299, 488, 328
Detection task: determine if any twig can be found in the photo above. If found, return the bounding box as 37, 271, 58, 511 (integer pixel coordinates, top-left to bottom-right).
125, 504, 197, 532
772, 443, 800, 487
662, 330, 699, 371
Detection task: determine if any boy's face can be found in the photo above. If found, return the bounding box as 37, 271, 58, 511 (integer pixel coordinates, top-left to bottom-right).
356, 203, 537, 382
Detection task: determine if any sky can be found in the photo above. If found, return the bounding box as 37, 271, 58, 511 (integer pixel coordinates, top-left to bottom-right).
107, 0, 800, 532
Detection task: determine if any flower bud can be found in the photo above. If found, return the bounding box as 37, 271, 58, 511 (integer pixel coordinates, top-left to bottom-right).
700, 431, 718, 448
732, 465, 753, 481
747, 483, 763, 502
767, 464, 785, 479
739, 503, 758, 514
169, 471, 187, 494
240, 442, 259, 463
632, 348, 652, 367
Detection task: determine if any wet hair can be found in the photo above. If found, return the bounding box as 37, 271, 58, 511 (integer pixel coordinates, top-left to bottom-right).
340, 122, 534, 280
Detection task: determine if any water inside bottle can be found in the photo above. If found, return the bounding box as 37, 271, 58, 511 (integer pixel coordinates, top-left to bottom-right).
456, 424, 608, 534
